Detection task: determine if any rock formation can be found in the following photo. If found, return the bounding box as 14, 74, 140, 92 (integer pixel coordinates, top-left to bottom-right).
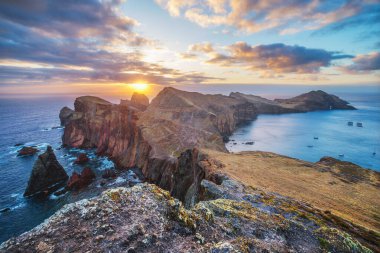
24, 146, 68, 197
131, 92, 149, 107
67, 167, 96, 191
59, 106, 74, 126
120, 92, 150, 111
1, 183, 374, 253
59, 88, 357, 207
17, 146, 38, 156
231, 90, 356, 113
74, 153, 89, 164
274, 90, 356, 112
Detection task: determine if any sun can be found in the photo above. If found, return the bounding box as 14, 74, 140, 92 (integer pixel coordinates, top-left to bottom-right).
129, 83, 149, 92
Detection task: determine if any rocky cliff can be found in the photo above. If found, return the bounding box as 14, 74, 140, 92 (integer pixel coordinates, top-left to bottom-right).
1, 183, 374, 253
61, 88, 257, 205
60, 88, 357, 207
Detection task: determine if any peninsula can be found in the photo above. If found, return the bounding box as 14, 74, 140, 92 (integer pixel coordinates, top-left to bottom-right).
2, 88, 379, 253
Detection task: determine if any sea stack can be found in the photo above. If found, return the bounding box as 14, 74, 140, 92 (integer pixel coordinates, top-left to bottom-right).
24, 146, 68, 197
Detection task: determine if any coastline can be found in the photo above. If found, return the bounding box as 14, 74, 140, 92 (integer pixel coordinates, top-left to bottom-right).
1, 89, 379, 252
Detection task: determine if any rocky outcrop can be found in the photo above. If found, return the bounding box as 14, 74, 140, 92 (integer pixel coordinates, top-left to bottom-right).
24, 146, 68, 197
67, 167, 96, 191
17, 146, 38, 156
275, 90, 356, 112
120, 92, 149, 111
59, 106, 74, 126
2, 183, 374, 253
74, 153, 89, 164
131, 92, 149, 107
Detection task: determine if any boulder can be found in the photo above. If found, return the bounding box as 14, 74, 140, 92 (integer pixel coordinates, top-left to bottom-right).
74, 153, 89, 164
67, 167, 96, 191
131, 92, 149, 107
59, 106, 74, 126
17, 146, 38, 156
24, 146, 68, 197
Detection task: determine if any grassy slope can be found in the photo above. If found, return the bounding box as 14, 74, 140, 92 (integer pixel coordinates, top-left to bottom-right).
205, 150, 380, 233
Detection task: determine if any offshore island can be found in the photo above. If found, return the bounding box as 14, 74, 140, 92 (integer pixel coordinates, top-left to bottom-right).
1, 88, 379, 253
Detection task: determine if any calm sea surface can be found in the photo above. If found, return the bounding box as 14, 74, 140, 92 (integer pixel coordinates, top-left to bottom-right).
227, 92, 380, 170
0, 89, 379, 243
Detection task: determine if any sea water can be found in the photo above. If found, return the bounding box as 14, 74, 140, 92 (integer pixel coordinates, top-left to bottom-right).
0, 97, 142, 243
227, 92, 380, 170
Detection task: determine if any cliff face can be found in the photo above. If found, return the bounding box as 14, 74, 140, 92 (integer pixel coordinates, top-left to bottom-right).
62, 96, 151, 168
60, 88, 356, 207
61, 88, 257, 206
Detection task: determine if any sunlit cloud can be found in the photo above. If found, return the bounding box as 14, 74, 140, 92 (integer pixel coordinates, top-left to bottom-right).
340, 52, 380, 74
155, 0, 377, 35
0, 0, 214, 89
201, 42, 353, 75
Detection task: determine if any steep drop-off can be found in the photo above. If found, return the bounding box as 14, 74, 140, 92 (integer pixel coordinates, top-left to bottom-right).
60, 88, 357, 208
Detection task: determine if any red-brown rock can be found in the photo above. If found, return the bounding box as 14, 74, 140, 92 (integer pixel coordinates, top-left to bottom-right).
18, 146, 38, 156
67, 168, 95, 191
74, 153, 89, 164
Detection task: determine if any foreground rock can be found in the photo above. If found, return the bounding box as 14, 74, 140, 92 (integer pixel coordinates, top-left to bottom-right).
17, 146, 38, 156
1, 183, 373, 253
24, 146, 68, 197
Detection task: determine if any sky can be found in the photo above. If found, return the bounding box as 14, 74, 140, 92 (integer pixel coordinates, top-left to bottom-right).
0, 0, 379, 98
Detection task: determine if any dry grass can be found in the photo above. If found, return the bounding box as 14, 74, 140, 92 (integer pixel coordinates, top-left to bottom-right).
205, 150, 380, 233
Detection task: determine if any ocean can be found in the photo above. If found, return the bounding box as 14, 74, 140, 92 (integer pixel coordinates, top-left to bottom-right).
0, 87, 379, 243
0, 97, 142, 243
227, 92, 380, 170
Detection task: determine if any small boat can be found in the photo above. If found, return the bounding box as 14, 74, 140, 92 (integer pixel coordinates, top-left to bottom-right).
314, 137, 319, 140
347, 121, 353, 126
307, 145, 313, 148
356, 122, 363, 127
338, 154, 344, 157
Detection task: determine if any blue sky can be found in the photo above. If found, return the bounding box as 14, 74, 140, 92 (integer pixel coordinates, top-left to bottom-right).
0, 0, 379, 96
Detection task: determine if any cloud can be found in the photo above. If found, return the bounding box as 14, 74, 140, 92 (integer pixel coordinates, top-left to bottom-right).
189, 42, 214, 53
0, 0, 215, 86
205, 42, 353, 74
341, 52, 380, 73
155, 0, 378, 34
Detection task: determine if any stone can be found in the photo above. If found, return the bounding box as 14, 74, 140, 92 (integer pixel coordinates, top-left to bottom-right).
24, 146, 68, 197
17, 146, 38, 156
74, 153, 89, 164
59, 106, 74, 126
131, 92, 149, 107
67, 167, 96, 191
